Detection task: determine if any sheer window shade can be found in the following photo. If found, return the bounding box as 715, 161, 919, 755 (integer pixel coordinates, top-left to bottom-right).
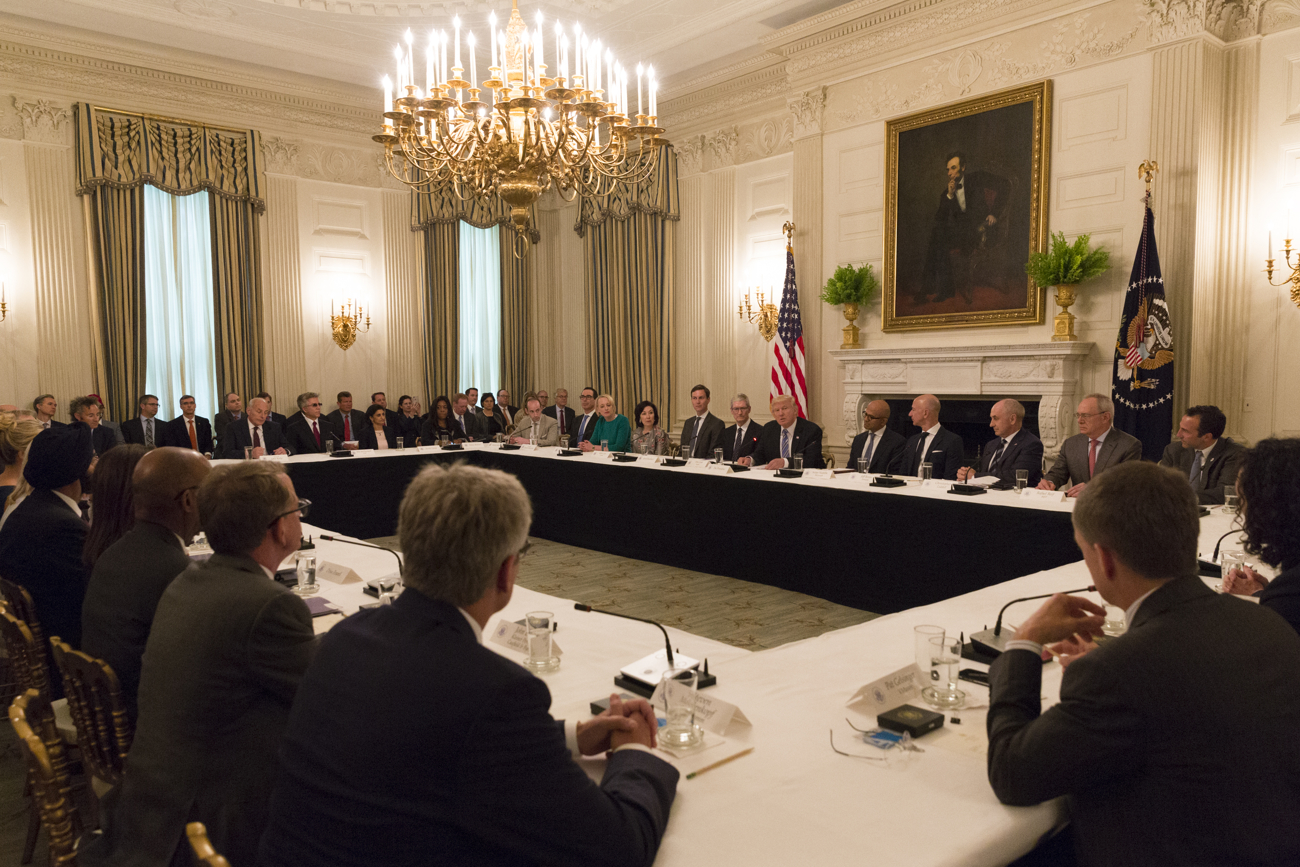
457, 222, 502, 397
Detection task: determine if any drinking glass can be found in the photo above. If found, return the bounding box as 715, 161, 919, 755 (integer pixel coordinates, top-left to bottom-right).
714, 448, 724, 464
601, 439, 610, 452
1223, 492, 1239, 515
243, 446, 254, 460
792, 454, 804, 471
922, 634, 966, 709
439, 432, 450, 447
1015, 469, 1029, 492
659, 668, 703, 748
913, 625, 945, 674
326, 438, 336, 454
920, 462, 933, 481
1217, 550, 1245, 593
395, 436, 405, 451
858, 457, 869, 474
524, 611, 560, 672
1102, 605, 1126, 636
560, 434, 570, 449
293, 555, 318, 597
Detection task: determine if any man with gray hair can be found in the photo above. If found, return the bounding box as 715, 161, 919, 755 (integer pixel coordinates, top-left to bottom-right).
260, 463, 678, 867
986, 461, 1300, 864
722, 393, 763, 462
285, 392, 328, 454
1039, 392, 1141, 497
94, 461, 317, 866
957, 398, 1044, 486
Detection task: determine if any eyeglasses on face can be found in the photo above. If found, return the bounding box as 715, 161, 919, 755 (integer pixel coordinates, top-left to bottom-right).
269, 498, 311, 527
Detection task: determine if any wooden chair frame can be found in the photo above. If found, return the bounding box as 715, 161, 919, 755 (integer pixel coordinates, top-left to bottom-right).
49, 638, 133, 789
186, 822, 233, 867
9, 689, 81, 865
0, 584, 53, 695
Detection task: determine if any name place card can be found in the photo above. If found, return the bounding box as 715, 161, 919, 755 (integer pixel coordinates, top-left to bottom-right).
315, 561, 362, 584
650, 683, 751, 736
801, 468, 833, 481
704, 462, 733, 475
847, 664, 924, 713
1020, 487, 1068, 503
489, 619, 564, 656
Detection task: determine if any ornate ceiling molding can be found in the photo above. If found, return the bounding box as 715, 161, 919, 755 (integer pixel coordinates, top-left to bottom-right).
11, 96, 72, 145
1142, 0, 1264, 43
788, 87, 826, 140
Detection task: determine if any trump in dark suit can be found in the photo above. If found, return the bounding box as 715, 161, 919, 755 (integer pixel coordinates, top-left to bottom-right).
987, 462, 1300, 866
847, 399, 906, 474
743, 395, 825, 469
957, 398, 1043, 486
259, 462, 678, 867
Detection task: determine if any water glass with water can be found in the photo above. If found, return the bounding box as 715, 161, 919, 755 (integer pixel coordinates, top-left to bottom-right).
914, 625, 945, 674
1102, 605, 1126, 636
1218, 550, 1245, 593
659, 668, 703, 748
714, 448, 724, 464
1015, 469, 1029, 492
524, 611, 560, 672
922, 634, 965, 709
1223, 492, 1239, 515
293, 555, 318, 597
792, 454, 804, 471
920, 462, 933, 481
601, 439, 610, 452
858, 457, 869, 474
560, 434, 570, 449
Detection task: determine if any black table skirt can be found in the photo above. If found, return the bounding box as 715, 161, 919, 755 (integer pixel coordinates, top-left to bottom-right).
286, 451, 1080, 614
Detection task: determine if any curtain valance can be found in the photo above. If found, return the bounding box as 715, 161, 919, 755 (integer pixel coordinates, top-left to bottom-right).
411, 187, 541, 244
574, 148, 679, 238
74, 104, 265, 213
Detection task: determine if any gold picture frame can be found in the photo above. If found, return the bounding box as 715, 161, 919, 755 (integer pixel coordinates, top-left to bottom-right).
882, 80, 1051, 332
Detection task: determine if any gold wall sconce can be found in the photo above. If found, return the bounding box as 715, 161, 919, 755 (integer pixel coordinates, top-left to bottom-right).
330, 298, 370, 351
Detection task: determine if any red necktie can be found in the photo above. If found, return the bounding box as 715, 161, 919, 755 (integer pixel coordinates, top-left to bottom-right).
558, 411, 565, 434
344, 416, 352, 440
253, 426, 263, 449
312, 420, 320, 446
187, 419, 198, 450
1088, 438, 1099, 477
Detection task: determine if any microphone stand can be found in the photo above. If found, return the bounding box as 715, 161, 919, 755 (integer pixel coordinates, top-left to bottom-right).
575, 603, 716, 697
318, 534, 404, 579
968, 586, 1093, 659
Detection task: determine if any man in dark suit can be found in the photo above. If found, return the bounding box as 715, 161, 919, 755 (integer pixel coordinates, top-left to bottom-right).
721, 393, 764, 463
68, 395, 117, 456
324, 391, 367, 443
121, 394, 173, 449
921, 151, 1012, 303
168, 394, 213, 454
285, 392, 329, 455
496, 389, 520, 429
81, 447, 209, 723
1157, 404, 1246, 505
543, 388, 577, 441
900, 394, 964, 479
847, 399, 907, 474
0, 425, 94, 653
452, 393, 483, 442
223, 397, 291, 459
91, 461, 317, 867
957, 398, 1043, 486
742, 395, 825, 469
681, 384, 726, 459
1040, 393, 1142, 498
986, 462, 1300, 866
32, 394, 65, 431
572, 386, 600, 445
255, 391, 288, 427
258, 462, 678, 867
213, 391, 244, 453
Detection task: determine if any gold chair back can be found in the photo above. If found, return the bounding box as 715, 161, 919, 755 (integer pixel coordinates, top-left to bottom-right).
0, 603, 51, 697
0, 578, 44, 646
49, 638, 132, 787
9, 689, 80, 865
186, 822, 233, 867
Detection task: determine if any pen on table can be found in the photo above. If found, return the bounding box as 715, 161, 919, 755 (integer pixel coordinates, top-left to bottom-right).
684, 747, 754, 780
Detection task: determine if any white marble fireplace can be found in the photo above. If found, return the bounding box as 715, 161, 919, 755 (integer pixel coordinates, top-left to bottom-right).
828, 343, 1096, 457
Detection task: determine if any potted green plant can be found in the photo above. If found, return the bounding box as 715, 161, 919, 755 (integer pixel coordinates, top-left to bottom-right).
819, 263, 880, 348
1025, 232, 1111, 342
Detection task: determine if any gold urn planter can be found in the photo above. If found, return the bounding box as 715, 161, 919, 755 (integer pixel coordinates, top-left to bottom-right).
1050, 285, 1078, 342
840, 302, 861, 349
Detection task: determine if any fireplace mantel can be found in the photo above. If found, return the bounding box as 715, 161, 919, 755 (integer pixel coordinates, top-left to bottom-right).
829, 343, 1095, 455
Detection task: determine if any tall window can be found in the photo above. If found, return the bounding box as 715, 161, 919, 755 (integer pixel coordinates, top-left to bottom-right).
143, 186, 217, 418
458, 222, 501, 395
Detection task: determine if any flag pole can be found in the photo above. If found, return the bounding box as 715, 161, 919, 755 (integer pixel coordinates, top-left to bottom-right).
783, 220, 795, 249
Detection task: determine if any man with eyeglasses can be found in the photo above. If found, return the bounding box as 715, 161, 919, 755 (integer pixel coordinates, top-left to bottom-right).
286, 392, 330, 454
260, 462, 677, 867
1038, 392, 1141, 498
82, 447, 211, 723
847, 399, 906, 473
122, 393, 173, 449
721, 393, 764, 463
92, 461, 317, 867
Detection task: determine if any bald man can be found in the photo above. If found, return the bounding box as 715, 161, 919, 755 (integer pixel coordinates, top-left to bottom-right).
847, 400, 907, 474
81, 447, 211, 722
223, 397, 291, 459
957, 399, 1044, 486
901, 394, 965, 479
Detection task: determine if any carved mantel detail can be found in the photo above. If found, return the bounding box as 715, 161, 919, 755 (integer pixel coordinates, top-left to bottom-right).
830, 343, 1094, 456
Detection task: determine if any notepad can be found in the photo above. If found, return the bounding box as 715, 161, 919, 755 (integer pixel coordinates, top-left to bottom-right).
303, 596, 342, 617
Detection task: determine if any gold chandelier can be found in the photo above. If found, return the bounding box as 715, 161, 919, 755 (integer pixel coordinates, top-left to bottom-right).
373, 0, 669, 256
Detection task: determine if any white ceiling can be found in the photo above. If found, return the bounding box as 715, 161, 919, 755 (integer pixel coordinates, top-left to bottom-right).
4, 0, 854, 93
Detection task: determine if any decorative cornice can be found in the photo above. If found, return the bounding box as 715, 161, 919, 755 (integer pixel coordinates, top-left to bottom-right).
12, 96, 71, 145
661, 62, 789, 131
740, 116, 794, 162
261, 136, 301, 175
1142, 0, 1263, 44
788, 87, 827, 139
706, 126, 740, 168
676, 135, 705, 176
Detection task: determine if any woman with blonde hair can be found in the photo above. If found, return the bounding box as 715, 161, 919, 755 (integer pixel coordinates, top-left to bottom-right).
0, 414, 42, 508
580, 394, 632, 453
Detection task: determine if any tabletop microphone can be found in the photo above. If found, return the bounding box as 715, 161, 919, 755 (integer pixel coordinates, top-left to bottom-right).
575, 603, 717, 696
318, 534, 403, 578
969, 586, 1094, 658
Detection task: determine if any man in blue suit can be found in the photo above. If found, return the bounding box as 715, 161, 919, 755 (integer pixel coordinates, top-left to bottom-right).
259, 462, 679, 867
901, 393, 965, 479
222, 397, 290, 459
958, 398, 1043, 486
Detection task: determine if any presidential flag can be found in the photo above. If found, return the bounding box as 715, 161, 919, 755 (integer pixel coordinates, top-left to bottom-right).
1112, 204, 1174, 461
772, 242, 808, 418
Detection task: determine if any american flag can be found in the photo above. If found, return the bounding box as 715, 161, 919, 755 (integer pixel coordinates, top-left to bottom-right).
771, 242, 808, 418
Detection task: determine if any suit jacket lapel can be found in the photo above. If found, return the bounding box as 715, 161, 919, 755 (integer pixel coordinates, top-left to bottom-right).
1128, 575, 1212, 631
